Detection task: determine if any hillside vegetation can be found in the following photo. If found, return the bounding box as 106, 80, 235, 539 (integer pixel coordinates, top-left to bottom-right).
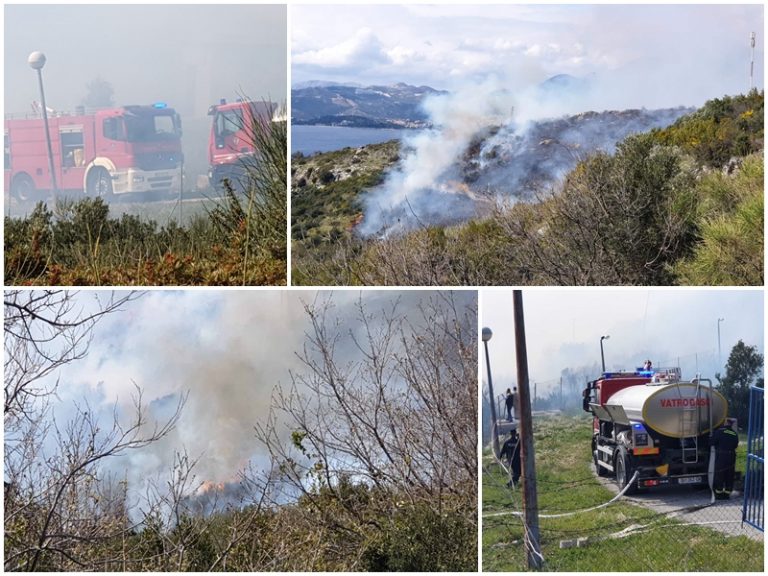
292, 91, 763, 286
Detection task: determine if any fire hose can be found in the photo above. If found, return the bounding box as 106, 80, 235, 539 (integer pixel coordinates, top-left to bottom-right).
483, 459, 640, 519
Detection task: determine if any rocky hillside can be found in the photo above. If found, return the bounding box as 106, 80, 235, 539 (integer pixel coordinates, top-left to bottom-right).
291, 82, 447, 128
463, 106, 694, 200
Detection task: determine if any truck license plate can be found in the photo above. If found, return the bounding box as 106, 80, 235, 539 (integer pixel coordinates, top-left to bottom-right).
679, 476, 701, 485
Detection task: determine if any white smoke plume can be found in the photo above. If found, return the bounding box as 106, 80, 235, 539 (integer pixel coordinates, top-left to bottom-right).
359, 78, 516, 235
52, 290, 463, 513
358, 71, 694, 236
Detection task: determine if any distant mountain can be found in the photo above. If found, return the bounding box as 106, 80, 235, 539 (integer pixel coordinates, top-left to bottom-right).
538, 73, 592, 94
291, 82, 448, 128
291, 80, 362, 90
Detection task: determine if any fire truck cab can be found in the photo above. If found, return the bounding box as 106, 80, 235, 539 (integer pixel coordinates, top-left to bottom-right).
5, 104, 182, 200
207, 99, 275, 192
583, 369, 730, 494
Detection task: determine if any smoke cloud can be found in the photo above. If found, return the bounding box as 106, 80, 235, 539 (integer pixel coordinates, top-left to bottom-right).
358, 76, 693, 236
359, 79, 515, 235
52, 291, 469, 511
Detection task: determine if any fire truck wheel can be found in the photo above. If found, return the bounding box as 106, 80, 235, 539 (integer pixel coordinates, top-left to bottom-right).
614, 447, 637, 495
11, 174, 36, 202
87, 168, 113, 199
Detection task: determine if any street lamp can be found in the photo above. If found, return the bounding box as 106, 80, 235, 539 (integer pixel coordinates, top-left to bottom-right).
600, 335, 610, 372
717, 318, 725, 368
482, 327, 500, 457
28, 51, 57, 195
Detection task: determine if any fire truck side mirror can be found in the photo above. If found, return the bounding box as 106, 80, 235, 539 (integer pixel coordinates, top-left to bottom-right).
581, 385, 593, 412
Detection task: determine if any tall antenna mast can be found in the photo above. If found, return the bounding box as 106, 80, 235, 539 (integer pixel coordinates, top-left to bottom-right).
750, 31, 756, 91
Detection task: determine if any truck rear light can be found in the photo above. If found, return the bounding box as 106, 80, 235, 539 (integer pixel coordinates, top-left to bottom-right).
643, 479, 659, 487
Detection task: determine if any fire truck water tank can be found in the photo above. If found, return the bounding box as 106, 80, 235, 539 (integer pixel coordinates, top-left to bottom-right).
606, 383, 728, 438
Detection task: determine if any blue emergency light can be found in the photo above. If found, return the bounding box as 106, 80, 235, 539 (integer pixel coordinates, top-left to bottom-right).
153, 102, 168, 109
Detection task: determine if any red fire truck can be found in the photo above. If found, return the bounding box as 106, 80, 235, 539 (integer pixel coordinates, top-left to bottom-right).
4, 103, 182, 200
582, 368, 731, 494
207, 98, 275, 191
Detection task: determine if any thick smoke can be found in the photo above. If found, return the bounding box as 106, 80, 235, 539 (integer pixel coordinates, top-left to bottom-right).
358, 76, 694, 236
59, 291, 463, 514
359, 78, 515, 235
90, 292, 309, 510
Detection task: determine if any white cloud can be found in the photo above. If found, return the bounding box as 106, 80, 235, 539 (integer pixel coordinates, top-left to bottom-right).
292, 4, 763, 105
293, 27, 391, 69
387, 45, 418, 66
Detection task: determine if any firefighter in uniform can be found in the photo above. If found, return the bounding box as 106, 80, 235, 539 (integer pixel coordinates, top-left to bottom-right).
712, 421, 739, 500
500, 429, 521, 487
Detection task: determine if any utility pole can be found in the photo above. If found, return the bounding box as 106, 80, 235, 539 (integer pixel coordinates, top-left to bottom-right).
513, 290, 542, 569
482, 327, 501, 457
750, 32, 756, 91
560, 376, 563, 411
717, 317, 725, 369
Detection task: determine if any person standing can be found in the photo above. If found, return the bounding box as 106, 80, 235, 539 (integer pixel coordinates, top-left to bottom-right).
712, 421, 739, 500
643, 359, 653, 371
505, 388, 514, 421
500, 429, 521, 486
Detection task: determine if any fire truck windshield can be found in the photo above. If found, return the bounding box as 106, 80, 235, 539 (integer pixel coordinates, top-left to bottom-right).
121, 111, 180, 142
215, 109, 243, 139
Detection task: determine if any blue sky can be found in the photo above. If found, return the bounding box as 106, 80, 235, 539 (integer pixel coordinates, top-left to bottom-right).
482, 289, 764, 397
293, 4, 763, 109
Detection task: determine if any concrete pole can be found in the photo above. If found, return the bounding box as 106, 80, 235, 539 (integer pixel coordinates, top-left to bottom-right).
513, 291, 542, 569
482, 328, 500, 458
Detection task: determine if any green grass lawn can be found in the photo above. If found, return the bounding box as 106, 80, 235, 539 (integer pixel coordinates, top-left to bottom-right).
482, 414, 763, 572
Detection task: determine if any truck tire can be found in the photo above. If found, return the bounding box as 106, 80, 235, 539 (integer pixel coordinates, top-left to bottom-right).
11, 173, 36, 202
615, 446, 637, 495
87, 167, 113, 199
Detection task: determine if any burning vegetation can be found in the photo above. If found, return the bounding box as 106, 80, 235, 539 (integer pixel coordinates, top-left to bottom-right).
291, 91, 764, 286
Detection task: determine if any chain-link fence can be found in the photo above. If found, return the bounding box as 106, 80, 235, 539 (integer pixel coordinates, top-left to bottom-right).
482, 413, 763, 572
743, 386, 764, 532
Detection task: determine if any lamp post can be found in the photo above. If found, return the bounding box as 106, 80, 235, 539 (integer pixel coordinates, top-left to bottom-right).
28, 51, 57, 195
717, 318, 725, 368
600, 335, 610, 372
482, 327, 500, 457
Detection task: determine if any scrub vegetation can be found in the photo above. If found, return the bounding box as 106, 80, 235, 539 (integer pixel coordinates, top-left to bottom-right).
292, 91, 763, 286
4, 109, 287, 286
